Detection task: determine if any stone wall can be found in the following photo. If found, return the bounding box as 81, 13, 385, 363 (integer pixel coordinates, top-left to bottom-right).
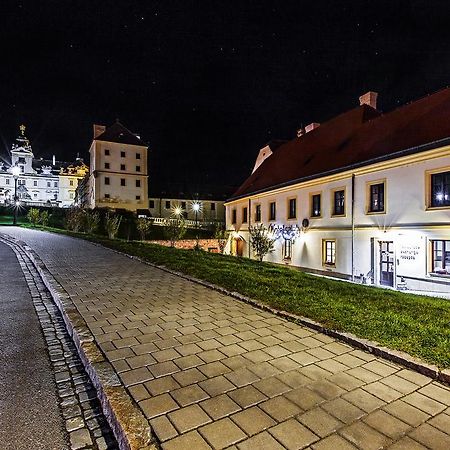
148, 239, 221, 252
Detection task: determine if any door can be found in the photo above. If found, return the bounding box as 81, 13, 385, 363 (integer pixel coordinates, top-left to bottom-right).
379, 241, 394, 286
236, 238, 244, 257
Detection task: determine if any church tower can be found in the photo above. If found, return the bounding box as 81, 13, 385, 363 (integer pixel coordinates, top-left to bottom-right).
11, 125, 35, 174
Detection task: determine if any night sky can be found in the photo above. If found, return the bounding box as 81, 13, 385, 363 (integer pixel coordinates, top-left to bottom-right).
2, 1, 450, 193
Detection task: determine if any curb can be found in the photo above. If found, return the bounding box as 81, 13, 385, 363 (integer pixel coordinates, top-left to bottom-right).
0, 234, 156, 450
102, 243, 450, 387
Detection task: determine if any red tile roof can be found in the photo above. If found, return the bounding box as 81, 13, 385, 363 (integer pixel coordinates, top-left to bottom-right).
94, 122, 145, 146
231, 88, 450, 200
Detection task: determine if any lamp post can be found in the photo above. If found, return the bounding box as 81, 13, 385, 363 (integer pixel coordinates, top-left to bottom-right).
192, 201, 201, 249
11, 165, 20, 225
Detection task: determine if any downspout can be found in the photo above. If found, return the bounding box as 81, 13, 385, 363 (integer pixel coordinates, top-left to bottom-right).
248, 198, 251, 258
351, 173, 355, 281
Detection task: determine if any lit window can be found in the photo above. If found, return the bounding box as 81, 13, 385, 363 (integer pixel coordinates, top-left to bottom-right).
323, 240, 336, 266
431, 240, 450, 275
311, 194, 321, 217
269, 202, 276, 221
120, 178, 126, 186
232, 209, 237, 224
255, 204, 261, 222
288, 198, 296, 219
136, 153, 141, 159
120, 164, 126, 170
105, 177, 110, 185
368, 182, 385, 213
149, 200, 155, 208
242, 207, 248, 223
136, 179, 141, 187
121, 151, 126, 157
165, 201, 171, 209
333, 190, 345, 216
431, 171, 450, 207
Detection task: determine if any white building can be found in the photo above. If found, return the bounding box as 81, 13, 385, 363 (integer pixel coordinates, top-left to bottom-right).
225, 90, 450, 294
0, 125, 88, 207
82, 122, 149, 211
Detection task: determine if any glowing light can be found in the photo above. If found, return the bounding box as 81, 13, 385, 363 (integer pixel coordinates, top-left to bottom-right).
11, 165, 20, 177
192, 201, 201, 212
15, 200, 21, 206
172, 206, 183, 217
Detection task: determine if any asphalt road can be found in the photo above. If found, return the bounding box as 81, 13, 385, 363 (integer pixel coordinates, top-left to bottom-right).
0, 241, 68, 450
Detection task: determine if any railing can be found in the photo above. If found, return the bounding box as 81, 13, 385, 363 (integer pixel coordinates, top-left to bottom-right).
149, 217, 224, 229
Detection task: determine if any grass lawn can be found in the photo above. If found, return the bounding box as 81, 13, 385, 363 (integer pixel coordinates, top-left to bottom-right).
16, 224, 450, 368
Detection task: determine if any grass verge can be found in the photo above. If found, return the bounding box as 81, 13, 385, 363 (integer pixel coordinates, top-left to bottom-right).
13, 224, 450, 368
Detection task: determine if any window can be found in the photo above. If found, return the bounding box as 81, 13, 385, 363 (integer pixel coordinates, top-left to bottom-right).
18, 157, 25, 163
269, 202, 276, 221
181, 201, 186, 209
165, 201, 171, 209
120, 178, 126, 186
311, 193, 321, 217
242, 207, 248, 223
70, 180, 74, 186
288, 198, 296, 219
232, 209, 237, 224
136, 195, 141, 200
333, 190, 345, 216
105, 177, 110, 185
430, 171, 450, 207
121, 151, 126, 157
105, 149, 110, 156
34, 193, 37, 198
20, 166, 24, 173
149, 200, 155, 208
19, 179, 25, 185
136, 153, 141, 159
34, 180, 38, 186
211, 202, 216, 211
283, 240, 292, 260
47, 181, 51, 187
120, 164, 126, 171
105, 193, 110, 198
431, 240, 450, 275
368, 181, 385, 213
69, 193, 74, 199
255, 204, 261, 222
105, 162, 110, 169
136, 179, 141, 187
54, 182, 58, 188
6, 178, 9, 185
136, 166, 141, 172
322, 240, 336, 266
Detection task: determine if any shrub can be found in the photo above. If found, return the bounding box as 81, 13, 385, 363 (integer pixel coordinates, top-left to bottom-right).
163, 218, 186, 247
85, 210, 100, 234
136, 217, 151, 240
27, 208, 40, 225
214, 223, 230, 254
249, 224, 276, 261
105, 213, 122, 239
39, 210, 49, 227
65, 208, 86, 232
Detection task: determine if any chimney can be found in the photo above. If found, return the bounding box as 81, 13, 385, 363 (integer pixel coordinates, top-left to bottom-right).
305, 123, 320, 133
93, 124, 106, 139
52, 155, 56, 165
296, 128, 305, 138
359, 91, 378, 109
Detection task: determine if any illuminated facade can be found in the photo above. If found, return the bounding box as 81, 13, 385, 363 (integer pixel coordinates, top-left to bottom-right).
83, 122, 148, 211
0, 125, 88, 207
225, 91, 450, 294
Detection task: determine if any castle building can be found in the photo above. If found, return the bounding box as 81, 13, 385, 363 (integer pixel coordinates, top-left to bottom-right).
81, 122, 149, 211
0, 125, 88, 207
225, 90, 450, 295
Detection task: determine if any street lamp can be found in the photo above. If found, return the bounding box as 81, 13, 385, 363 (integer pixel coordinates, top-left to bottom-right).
192, 201, 201, 249
11, 165, 20, 225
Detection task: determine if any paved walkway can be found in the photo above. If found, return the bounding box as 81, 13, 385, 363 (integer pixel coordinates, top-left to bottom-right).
2, 227, 450, 450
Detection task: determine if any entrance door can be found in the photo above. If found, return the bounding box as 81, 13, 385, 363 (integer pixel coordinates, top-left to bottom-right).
379, 241, 394, 286
236, 239, 244, 257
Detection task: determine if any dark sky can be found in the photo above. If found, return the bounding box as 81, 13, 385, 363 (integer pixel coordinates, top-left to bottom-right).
2, 0, 450, 192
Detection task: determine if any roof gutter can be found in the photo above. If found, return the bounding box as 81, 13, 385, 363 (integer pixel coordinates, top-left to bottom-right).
226, 135, 450, 203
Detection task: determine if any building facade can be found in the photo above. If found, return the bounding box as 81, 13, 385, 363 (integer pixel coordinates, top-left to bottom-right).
225, 90, 450, 294
82, 122, 149, 211
0, 125, 88, 207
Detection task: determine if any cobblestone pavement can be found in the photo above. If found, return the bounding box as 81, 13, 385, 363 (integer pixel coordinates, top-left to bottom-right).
0, 238, 118, 450
3, 227, 450, 450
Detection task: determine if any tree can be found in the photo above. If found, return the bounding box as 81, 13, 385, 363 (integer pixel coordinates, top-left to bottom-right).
163, 218, 186, 247
38, 210, 49, 227
249, 224, 276, 261
105, 212, 122, 239
85, 210, 100, 234
136, 217, 151, 240
214, 223, 230, 254
27, 208, 40, 225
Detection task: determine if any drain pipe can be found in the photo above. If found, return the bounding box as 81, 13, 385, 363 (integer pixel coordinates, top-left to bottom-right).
248, 198, 252, 258
351, 174, 355, 281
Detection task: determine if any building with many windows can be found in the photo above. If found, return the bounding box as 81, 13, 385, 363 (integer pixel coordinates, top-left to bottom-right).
81, 122, 149, 211
225, 90, 450, 294
0, 125, 88, 207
